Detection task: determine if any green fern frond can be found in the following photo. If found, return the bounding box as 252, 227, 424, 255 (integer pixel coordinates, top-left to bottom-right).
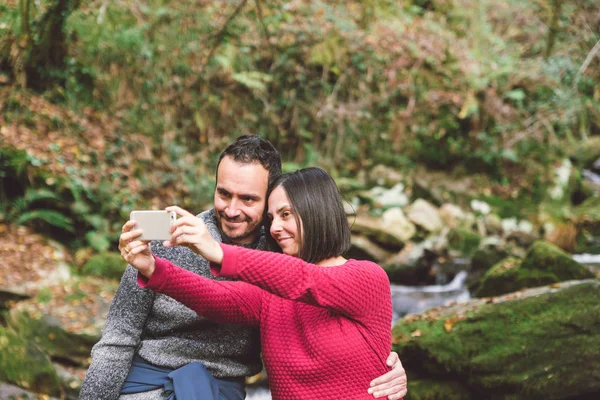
24, 188, 62, 204
16, 210, 75, 233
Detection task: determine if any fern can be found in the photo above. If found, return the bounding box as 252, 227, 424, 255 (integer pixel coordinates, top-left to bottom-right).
16, 210, 75, 233
23, 188, 62, 204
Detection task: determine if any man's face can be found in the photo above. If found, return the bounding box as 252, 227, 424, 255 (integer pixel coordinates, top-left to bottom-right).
214, 156, 269, 245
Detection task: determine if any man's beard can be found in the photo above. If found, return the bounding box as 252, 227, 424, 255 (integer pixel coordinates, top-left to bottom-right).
217, 212, 259, 243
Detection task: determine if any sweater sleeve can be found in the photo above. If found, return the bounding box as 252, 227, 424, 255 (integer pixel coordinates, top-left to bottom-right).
139, 256, 264, 326
79, 266, 155, 400
213, 244, 391, 319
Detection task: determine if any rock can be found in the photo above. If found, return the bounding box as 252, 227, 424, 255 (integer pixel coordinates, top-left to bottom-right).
402, 378, 472, 400
473, 241, 594, 298
350, 214, 410, 250
8, 276, 118, 366
368, 184, 410, 209
368, 164, 405, 187
347, 235, 392, 263
501, 218, 535, 235
438, 203, 466, 229
383, 242, 439, 285
81, 251, 128, 280
548, 158, 573, 201
55, 363, 87, 400
0, 326, 61, 396
470, 199, 491, 215
467, 237, 509, 290
482, 213, 503, 236
382, 207, 416, 242
574, 195, 600, 235
446, 228, 481, 258
0, 224, 71, 308
571, 136, 600, 169
393, 280, 600, 399
407, 199, 443, 233
411, 177, 446, 206
0, 382, 61, 400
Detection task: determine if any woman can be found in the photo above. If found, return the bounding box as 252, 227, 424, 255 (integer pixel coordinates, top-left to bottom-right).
121, 167, 396, 400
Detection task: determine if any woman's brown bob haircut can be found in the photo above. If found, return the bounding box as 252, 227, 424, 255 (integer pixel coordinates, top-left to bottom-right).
267, 167, 351, 264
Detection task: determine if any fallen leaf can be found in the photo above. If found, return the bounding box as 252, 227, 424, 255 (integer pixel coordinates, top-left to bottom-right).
411, 329, 422, 337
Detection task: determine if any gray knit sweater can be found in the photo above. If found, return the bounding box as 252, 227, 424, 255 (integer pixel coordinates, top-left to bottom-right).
79, 210, 263, 400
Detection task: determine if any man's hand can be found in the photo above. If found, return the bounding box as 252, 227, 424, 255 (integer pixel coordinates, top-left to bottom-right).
164, 206, 224, 264
119, 220, 155, 278
367, 352, 407, 399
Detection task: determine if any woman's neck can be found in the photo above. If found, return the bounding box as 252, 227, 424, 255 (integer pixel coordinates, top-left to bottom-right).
316, 256, 347, 267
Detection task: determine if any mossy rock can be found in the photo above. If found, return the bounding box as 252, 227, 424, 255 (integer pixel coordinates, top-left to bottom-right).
393, 280, 600, 399
82, 251, 127, 280
571, 136, 600, 169
467, 240, 509, 291
574, 196, 600, 236
473, 241, 594, 298
0, 326, 61, 396
8, 276, 117, 365
406, 377, 472, 400
447, 228, 481, 257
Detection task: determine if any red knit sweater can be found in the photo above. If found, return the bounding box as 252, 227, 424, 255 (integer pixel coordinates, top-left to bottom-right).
139, 244, 393, 399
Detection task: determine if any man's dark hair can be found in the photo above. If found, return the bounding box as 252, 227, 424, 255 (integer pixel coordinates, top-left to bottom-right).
217, 134, 282, 186
267, 167, 351, 263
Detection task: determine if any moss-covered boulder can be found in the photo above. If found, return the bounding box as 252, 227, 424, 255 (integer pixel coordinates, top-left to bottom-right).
0, 224, 71, 308
8, 276, 118, 365
467, 238, 509, 291
574, 195, 600, 238
393, 280, 600, 399
405, 378, 472, 400
446, 228, 481, 258
81, 251, 128, 280
0, 326, 61, 396
473, 241, 594, 298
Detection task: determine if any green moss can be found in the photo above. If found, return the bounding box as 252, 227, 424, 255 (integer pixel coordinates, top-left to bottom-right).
474, 241, 594, 297
0, 327, 61, 396
35, 287, 52, 304
9, 309, 98, 364
407, 378, 472, 400
82, 251, 127, 280
393, 280, 600, 399
447, 228, 482, 257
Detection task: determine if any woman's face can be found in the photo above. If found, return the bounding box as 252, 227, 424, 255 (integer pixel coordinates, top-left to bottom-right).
268, 186, 302, 257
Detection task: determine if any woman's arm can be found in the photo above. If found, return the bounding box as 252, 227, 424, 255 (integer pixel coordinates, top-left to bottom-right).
140, 256, 264, 326
213, 244, 391, 319
161, 206, 389, 318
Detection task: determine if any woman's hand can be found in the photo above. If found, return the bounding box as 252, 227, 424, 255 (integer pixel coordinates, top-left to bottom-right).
164, 206, 224, 264
119, 220, 155, 278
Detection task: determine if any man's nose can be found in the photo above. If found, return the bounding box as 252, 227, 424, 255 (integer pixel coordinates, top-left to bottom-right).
225, 199, 242, 218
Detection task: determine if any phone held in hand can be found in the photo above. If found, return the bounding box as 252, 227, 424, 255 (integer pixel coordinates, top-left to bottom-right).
130, 210, 177, 241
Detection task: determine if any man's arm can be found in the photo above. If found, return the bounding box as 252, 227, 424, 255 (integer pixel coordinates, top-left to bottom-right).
79, 266, 155, 400
368, 352, 408, 399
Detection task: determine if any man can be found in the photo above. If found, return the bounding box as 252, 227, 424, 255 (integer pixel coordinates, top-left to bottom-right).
80, 135, 407, 399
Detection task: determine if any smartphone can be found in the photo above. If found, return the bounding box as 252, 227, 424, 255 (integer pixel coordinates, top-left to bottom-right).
130, 210, 177, 241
